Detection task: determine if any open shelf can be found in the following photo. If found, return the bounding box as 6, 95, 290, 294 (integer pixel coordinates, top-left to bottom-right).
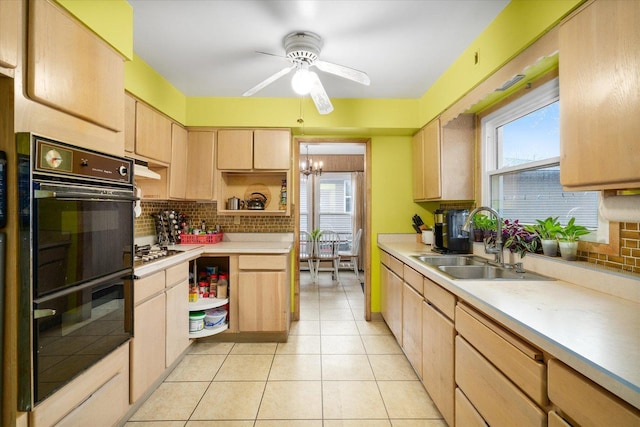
189, 297, 228, 312
189, 322, 228, 339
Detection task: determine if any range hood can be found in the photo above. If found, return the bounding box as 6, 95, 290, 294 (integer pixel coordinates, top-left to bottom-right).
133, 160, 161, 180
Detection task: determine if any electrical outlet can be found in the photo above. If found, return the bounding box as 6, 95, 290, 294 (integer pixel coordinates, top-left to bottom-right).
233, 216, 240, 225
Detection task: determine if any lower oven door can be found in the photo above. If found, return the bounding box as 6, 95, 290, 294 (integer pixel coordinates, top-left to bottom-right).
28, 270, 133, 407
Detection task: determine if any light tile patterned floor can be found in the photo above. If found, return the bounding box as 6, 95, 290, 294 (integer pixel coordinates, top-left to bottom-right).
125, 271, 446, 427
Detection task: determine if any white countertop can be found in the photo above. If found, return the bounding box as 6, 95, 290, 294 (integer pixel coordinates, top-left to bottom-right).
377, 234, 640, 410
134, 233, 294, 278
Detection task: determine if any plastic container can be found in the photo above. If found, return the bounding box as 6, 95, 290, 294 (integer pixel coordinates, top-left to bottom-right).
189, 311, 205, 332
204, 308, 227, 328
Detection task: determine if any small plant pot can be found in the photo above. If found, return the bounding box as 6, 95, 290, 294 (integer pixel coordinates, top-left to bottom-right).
541, 239, 558, 257
473, 229, 484, 242
559, 241, 578, 261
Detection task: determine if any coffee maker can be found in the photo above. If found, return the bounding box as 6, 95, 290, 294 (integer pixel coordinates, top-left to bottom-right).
433, 209, 471, 254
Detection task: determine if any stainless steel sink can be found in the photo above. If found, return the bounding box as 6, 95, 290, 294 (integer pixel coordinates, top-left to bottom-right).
410, 254, 554, 281
438, 265, 554, 281
411, 255, 488, 267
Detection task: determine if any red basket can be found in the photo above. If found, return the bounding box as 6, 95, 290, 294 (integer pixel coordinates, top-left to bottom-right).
180, 233, 223, 244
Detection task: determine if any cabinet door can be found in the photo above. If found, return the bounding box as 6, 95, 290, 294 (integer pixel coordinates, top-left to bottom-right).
383, 265, 403, 344
422, 118, 442, 200
135, 102, 172, 163
217, 129, 253, 170
440, 114, 474, 200
253, 129, 291, 170
422, 300, 455, 426
412, 129, 426, 200
169, 124, 188, 199
130, 293, 166, 403
27, 0, 124, 132
124, 94, 136, 153
238, 271, 287, 332
165, 281, 190, 367
402, 283, 422, 378
186, 131, 216, 200
559, 0, 640, 189
0, 0, 19, 70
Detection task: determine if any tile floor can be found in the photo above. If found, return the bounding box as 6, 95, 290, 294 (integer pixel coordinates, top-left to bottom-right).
125, 271, 446, 427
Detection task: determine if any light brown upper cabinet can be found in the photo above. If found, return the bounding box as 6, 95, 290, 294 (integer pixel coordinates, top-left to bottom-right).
186, 131, 216, 201
27, 0, 124, 131
559, 0, 640, 190
0, 0, 19, 72
412, 114, 474, 201
168, 124, 188, 199
135, 102, 172, 164
217, 129, 291, 170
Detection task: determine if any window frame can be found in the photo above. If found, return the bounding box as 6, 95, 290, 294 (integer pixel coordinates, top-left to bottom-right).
479, 76, 607, 243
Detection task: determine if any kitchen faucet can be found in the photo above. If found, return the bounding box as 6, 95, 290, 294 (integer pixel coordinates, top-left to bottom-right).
462, 206, 504, 266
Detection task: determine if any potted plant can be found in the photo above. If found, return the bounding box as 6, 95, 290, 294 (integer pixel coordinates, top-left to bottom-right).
500, 219, 539, 258
472, 214, 496, 242
557, 217, 590, 261
525, 216, 562, 257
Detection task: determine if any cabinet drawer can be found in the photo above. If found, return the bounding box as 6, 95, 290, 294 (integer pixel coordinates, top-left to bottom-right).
403, 265, 423, 295
424, 278, 455, 320
388, 255, 404, 277
455, 388, 487, 427
166, 262, 189, 287
455, 336, 546, 427
380, 250, 390, 267
238, 255, 287, 270
134, 271, 165, 304
548, 359, 640, 427
456, 303, 546, 406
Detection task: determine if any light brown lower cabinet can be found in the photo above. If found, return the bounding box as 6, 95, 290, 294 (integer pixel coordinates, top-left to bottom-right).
455, 336, 546, 427
379, 251, 403, 344
401, 282, 422, 378
548, 359, 640, 427
548, 410, 572, 427
165, 280, 190, 367
422, 299, 455, 426
237, 255, 290, 333
130, 292, 166, 403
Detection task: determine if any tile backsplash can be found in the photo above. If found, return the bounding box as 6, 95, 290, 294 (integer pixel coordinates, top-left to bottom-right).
135, 201, 295, 238
579, 222, 639, 274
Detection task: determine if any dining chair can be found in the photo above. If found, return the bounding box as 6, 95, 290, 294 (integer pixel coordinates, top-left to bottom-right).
299, 230, 317, 282
339, 228, 362, 278
314, 230, 342, 283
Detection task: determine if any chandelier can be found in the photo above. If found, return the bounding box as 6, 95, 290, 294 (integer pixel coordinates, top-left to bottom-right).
300, 145, 322, 177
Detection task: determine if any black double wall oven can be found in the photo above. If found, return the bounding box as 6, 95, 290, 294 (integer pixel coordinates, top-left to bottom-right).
17, 134, 136, 410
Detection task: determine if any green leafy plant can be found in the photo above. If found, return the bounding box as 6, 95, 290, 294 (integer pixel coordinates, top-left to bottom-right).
310, 228, 321, 240
558, 217, 590, 242
473, 214, 497, 232
525, 216, 563, 240
501, 219, 539, 258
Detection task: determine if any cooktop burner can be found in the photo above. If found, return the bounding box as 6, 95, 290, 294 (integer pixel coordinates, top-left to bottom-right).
134, 244, 181, 266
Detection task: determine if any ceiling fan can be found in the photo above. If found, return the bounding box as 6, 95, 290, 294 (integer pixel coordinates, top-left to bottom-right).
242, 31, 370, 115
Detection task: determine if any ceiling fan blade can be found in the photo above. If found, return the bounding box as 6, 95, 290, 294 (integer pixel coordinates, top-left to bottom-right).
308, 72, 333, 115
315, 60, 370, 86
242, 65, 295, 97
256, 51, 287, 60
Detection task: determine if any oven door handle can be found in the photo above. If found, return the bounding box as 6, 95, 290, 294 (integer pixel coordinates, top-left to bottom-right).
35, 190, 138, 202
33, 309, 56, 319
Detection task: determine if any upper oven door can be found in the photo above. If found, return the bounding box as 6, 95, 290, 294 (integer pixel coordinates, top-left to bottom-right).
34, 183, 135, 298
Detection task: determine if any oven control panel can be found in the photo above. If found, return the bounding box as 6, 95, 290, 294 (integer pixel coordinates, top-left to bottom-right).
34, 138, 132, 184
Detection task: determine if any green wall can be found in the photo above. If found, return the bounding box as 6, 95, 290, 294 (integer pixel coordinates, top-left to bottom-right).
59, 0, 584, 313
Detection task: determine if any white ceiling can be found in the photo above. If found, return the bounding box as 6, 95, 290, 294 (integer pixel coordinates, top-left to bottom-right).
127, 0, 509, 100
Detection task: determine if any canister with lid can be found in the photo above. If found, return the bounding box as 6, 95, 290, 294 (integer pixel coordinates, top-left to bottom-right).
189, 311, 205, 332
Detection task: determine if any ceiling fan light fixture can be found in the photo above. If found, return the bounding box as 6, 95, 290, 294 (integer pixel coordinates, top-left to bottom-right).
291, 67, 313, 95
